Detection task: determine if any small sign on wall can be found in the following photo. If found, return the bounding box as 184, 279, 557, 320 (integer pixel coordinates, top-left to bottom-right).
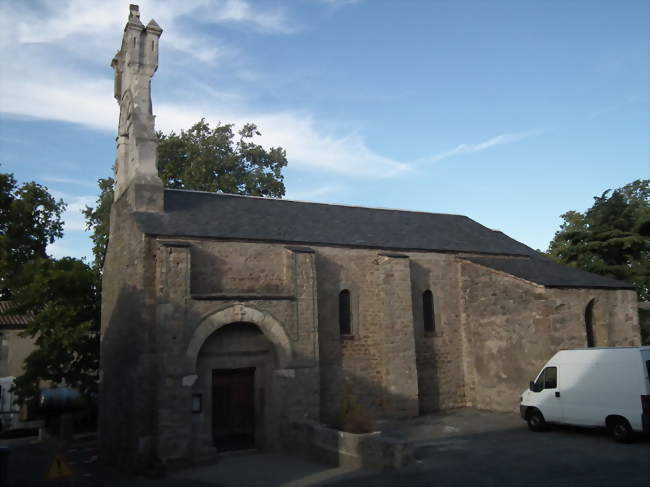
192, 393, 202, 413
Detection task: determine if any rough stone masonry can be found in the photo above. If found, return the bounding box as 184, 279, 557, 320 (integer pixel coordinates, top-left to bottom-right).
99, 5, 641, 472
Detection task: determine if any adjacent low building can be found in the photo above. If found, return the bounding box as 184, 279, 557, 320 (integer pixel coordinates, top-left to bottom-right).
0, 301, 36, 431
99, 5, 641, 472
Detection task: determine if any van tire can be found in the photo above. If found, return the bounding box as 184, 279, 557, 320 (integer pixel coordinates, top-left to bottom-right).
607, 417, 633, 443
526, 408, 547, 432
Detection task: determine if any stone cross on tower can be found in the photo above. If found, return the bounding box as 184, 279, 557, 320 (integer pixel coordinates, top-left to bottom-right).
111, 4, 163, 211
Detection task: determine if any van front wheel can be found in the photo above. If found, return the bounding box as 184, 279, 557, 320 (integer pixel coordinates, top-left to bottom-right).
607, 417, 633, 443
526, 409, 547, 432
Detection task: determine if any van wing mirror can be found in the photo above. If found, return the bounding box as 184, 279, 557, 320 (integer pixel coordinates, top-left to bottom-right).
529, 381, 535, 392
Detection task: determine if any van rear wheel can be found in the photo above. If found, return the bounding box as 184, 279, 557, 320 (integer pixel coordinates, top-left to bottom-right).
607, 417, 633, 443
526, 409, 547, 432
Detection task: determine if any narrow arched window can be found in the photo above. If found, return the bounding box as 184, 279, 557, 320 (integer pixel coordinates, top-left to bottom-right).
339, 289, 351, 336
423, 290, 435, 333
585, 299, 595, 347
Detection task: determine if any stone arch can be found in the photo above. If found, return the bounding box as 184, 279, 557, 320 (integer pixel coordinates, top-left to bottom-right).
186, 304, 292, 371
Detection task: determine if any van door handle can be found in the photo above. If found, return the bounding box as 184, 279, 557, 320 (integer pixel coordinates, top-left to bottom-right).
555, 391, 560, 398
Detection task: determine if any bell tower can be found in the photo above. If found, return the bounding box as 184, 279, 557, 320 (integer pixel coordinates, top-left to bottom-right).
111, 4, 163, 212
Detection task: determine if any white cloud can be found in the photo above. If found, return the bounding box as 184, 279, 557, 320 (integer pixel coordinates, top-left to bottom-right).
47, 241, 76, 259
47, 240, 92, 262
43, 190, 95, 260
421, 131, 539, 164
200, 0, 296, 34
0, 74, 117, 131
1, 0, 293, 65
47, 193, 96, 232
154, 104, 410, 177
0, 1, 407, 178
0, 0, 408, 179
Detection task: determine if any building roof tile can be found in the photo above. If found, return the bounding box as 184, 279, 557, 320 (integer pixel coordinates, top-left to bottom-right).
0, 301, 32, 329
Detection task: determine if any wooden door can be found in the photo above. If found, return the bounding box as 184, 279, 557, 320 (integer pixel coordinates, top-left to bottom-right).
212, 368, 255, 450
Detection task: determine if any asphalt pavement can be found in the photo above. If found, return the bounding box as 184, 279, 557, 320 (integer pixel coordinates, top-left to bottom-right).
3, 410, 649, 486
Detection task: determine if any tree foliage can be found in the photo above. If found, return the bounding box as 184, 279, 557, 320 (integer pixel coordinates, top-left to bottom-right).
81, 176, 114, 271
158, 120, 287, 196
0, 172, 66, 296
10, 257, 100, 406
84, 119, 288, 266
0, 170, 98, 406
547, 179, 650, 300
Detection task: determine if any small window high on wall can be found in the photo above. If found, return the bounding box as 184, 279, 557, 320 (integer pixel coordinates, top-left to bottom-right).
423, 290, 435, 333
339, 289, 351, 336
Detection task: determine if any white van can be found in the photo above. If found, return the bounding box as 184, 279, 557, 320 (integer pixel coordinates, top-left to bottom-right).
520, 347, 650, 442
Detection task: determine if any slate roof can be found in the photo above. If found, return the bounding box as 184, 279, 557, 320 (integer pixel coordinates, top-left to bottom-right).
133, 189, 635, 290
464, 256, 634, 290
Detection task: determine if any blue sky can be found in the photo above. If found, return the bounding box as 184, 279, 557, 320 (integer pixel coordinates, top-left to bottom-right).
0, 0, 648, 262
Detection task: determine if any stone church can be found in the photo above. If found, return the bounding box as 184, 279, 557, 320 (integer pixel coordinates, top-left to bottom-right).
99, 6, 640, 471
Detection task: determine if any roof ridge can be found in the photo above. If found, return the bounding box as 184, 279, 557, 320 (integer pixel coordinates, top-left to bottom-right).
164, 188, 471, 219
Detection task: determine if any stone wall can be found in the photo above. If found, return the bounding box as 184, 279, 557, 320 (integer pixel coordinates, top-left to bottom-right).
315, 248, 429, 424
459, 259, 641, 412
285, 420, 415, 471
102, 221, 641, 470
190, 241, 290, 295
409, 253, 466, 413
148, 239, 320, 465
316, 247, 467, 424
0, 329, 36, 378
317, 247, 386, 424
99, 194, 160, 472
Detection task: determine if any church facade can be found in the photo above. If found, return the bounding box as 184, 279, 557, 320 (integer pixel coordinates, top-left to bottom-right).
99, 6, 640, 472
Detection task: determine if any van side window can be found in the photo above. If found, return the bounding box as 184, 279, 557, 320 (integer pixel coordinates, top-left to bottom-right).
544, 367, 557, 389
534, 367, 557, 391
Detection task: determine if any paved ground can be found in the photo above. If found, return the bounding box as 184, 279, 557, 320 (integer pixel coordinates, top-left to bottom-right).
1, 435, 363, 487
167, 453, 365, 487
2, 409, 649, 486
332, 409, 650, 487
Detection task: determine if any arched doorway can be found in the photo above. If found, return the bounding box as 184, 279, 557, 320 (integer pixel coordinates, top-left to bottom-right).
193, 322, 275, 452
186, 305, 293, 455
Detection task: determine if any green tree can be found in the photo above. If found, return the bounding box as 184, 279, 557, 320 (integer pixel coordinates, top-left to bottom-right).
0, 172, 66, 296
158, 119, 287, 195
10, 257, 100, 406
82, 176, 114, 271
547, 179, 650, 301
84, 119, 288, 266
0, 171, 98, 406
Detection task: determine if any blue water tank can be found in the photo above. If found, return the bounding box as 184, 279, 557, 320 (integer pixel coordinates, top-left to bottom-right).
38, 388, 82, 412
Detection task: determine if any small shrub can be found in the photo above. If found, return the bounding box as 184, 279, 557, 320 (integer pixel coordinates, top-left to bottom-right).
337, 384, 375, 434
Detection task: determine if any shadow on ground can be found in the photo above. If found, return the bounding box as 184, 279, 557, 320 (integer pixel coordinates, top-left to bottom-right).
3, 409, 649, 487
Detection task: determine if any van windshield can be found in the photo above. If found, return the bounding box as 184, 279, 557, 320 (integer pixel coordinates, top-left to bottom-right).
532, 366, 557, 391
